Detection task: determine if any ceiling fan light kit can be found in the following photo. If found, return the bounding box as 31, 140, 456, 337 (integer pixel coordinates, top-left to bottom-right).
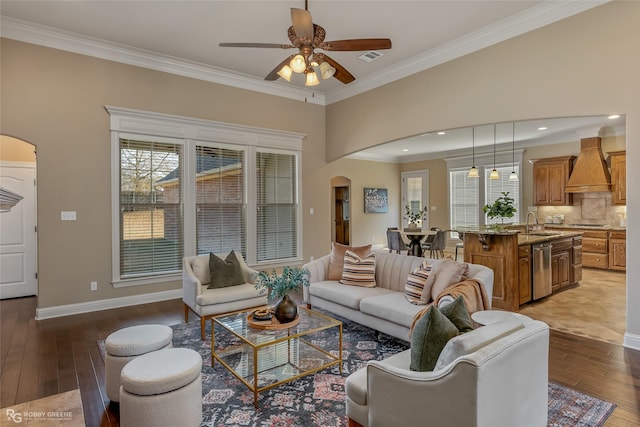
219, 2, 391, 87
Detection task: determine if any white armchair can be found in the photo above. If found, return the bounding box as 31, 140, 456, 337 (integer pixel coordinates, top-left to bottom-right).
182, 253, 268, 339
345, 317, 549, 427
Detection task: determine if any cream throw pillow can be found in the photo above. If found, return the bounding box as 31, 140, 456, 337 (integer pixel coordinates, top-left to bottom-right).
425, 258, 470, 302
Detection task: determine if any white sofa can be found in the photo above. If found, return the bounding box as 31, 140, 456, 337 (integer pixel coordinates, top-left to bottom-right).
302, 250, 494, 342
345, 315, 550, 427
182, 253, 268, 339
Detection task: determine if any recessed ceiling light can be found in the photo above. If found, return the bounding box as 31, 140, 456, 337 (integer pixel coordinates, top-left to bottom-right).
538, 127, 547, 131
608, 114, 620, 119
402, 148, 409, 152
437, 131, 446, 135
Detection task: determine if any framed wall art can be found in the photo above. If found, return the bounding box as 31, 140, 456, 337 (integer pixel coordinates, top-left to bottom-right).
364, 188, 388, 213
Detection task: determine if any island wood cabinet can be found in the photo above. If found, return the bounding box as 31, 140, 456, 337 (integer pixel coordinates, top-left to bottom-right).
518, 245, 532, 305
550, 238, 572, 292
531, 156, 575, 206
609, 151, 626, 206
581, 230, 609, 269
609, 230, 626, 271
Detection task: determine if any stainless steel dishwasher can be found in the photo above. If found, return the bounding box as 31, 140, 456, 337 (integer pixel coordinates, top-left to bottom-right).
532, 242, 552, 300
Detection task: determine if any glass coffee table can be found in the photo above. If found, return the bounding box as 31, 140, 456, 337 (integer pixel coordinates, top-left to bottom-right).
211, 305, 342, 408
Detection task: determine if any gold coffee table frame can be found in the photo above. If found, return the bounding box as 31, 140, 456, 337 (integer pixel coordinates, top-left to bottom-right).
211, 305, 343, 408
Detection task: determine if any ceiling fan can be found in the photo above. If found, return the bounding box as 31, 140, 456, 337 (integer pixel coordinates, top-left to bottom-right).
219, 1, 392, 86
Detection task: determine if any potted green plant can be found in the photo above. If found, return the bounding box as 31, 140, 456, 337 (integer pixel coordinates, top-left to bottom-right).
255, 266, 309, 323
404, 205, 428, 228
482, 191, 517, 230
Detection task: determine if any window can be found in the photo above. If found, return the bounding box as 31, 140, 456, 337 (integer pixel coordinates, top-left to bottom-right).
108, 107, 304, 287
485, 165, 520, 225
119, 137, 183, 279
446, 149, 522, 232
256, 151, 298, 262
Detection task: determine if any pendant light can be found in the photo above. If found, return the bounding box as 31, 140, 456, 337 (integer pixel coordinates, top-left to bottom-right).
489, 123, 500, 180
509, 122, 519, 181
468, 127, 479, 178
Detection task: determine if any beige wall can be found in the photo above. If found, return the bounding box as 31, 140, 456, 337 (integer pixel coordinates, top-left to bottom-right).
0, 38, 325, 308
325, 2, 640, 342
0, 135, 36, 162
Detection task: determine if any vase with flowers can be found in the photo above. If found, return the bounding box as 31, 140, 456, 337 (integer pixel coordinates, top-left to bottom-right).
255, 266, 309, 323
404, 204, 428, 229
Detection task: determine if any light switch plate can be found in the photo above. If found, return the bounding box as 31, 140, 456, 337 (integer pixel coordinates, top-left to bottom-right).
61, 211, 76, 221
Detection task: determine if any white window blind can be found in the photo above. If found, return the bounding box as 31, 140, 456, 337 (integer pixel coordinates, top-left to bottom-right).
485, 164, 521, 225
256, 151, 298, 262
119, 138, 183, 278
450, 169, 480, 231
195, 145, 246, 258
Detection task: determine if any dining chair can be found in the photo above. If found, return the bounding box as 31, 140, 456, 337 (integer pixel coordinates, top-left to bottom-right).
422, 227, 445, 258
386, 227, 408, 254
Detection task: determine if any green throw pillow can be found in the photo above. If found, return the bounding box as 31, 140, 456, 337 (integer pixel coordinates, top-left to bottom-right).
208, 250, 245, 289
440, 296, 474, 333
410, 306, 460, 372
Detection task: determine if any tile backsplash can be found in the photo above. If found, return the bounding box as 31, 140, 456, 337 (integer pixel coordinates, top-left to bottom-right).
536, 192, 627, 226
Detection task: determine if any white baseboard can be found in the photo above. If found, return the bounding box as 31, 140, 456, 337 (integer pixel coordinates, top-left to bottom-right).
623, 332, 640, 351
35, 289, 182, 320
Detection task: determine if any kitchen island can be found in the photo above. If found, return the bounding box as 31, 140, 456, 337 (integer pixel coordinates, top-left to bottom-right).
462, 229, 583, 312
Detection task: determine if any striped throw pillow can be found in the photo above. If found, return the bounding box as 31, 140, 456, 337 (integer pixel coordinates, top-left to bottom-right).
405, 260, 433, 305
340, 250, 376, 287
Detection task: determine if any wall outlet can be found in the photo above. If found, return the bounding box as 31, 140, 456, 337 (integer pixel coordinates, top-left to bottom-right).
61, 211, 76, 221
90, 281, 97, 291
310, 256, 314, 262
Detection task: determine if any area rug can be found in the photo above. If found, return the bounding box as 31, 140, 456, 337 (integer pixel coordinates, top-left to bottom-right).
99, 314, 616, 427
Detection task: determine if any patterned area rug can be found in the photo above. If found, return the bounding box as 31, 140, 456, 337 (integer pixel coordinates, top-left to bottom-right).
99, 313, 616, 427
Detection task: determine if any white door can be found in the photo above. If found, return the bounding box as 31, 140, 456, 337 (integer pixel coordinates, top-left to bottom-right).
401, 170, 429, 229
0, 163, 37, 298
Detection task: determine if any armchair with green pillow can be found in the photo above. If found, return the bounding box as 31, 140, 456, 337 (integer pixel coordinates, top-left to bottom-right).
182, 251, 268, 339
346, 310, 550, 427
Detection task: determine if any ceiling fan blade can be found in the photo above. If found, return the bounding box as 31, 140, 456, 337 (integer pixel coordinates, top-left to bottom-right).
320, 54, 355, 84
219, 42, 294, 49
291, 8, 313, 40
320, 38, 392, 51
265, 55, 295, 81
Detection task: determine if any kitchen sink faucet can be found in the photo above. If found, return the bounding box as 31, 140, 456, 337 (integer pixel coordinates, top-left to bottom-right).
526, 211, 539, 234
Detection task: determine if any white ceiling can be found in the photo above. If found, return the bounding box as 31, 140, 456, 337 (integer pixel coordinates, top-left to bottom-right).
1, 0, 619, 161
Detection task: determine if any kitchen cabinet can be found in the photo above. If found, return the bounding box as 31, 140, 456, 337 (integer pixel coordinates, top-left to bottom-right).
551, 238, 572, 292
609, 151, 626, 205
609, 230, 626, 271
531, 156, 575, 206
582, 230, 608, 268
572, 236, 583, 283
518, 245, 532, 305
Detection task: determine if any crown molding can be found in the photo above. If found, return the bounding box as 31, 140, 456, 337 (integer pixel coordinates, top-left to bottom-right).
1, 1, 608, 106
0, 16, 326, 106
325, 0, 610, 104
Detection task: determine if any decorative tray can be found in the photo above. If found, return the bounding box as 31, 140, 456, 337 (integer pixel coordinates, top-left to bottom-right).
246, 309, 300, 330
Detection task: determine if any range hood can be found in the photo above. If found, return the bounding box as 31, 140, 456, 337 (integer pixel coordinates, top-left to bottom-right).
565, 137, 611, 193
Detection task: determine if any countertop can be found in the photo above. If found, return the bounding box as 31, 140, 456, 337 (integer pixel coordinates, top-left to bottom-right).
516, 230, 583, 246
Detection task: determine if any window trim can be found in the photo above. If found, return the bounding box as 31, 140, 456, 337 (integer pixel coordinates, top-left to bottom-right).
107, 106, 305, 287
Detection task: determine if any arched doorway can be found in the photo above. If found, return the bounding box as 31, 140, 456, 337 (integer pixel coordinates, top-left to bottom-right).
331, 177, 351, 245
0, 135, 38, 298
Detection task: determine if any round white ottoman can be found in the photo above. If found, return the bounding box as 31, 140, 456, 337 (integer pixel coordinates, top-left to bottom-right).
105, 324, 173, 402
119, 348, 202, 427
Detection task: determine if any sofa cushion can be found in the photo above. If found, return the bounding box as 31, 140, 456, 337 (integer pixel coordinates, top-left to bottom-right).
208, 250, 245, 289
309, 281, 393, 309
428, 258, 470, 301
197, 283, 264, 306
340, 250, 376, 287
434, 317, 524, 371
410, 306, 460, 372
439, 296, 474, 333
404, 260, 433, 305
328, 243, 372, 280
360, 292, 428, 328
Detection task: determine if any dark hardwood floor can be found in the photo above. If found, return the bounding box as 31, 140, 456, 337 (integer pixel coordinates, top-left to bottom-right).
1, 296, 639, 426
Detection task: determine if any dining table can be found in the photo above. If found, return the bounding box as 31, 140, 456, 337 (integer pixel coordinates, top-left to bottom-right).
399, 229, 437, 257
